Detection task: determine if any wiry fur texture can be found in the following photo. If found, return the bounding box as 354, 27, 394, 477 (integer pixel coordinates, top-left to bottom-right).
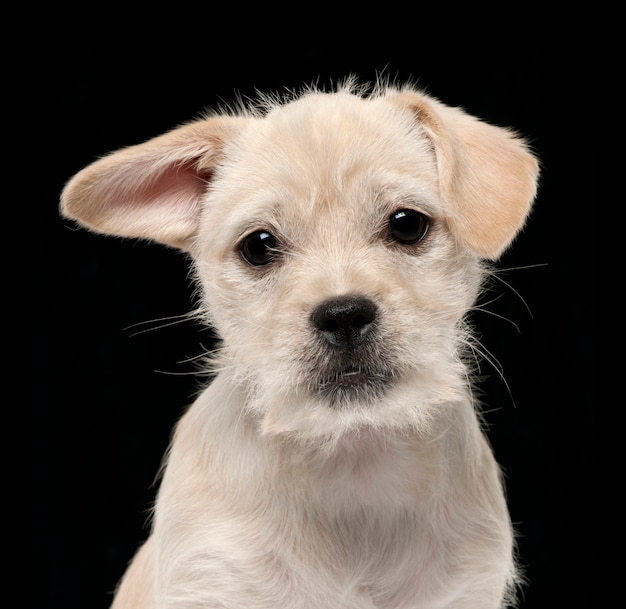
60, 79, 539, 608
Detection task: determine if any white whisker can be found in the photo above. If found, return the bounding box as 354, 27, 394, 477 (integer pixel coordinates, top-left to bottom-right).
470, 304, 521, 334
484, 262, 548, 318
123, 311, 204, 337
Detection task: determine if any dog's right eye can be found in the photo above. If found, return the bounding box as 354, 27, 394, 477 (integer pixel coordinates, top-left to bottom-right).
240, 230, 279, 266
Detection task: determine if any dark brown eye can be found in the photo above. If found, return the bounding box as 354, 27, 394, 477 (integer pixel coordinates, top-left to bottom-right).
388, 209, 429, 245
240, 230, 279, 266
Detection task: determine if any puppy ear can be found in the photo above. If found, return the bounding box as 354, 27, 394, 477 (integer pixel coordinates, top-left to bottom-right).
390, 91, 540, 259
60, 116, 246, 251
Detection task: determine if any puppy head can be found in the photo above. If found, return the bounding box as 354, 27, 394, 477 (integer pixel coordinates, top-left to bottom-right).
61, 81, 539, 443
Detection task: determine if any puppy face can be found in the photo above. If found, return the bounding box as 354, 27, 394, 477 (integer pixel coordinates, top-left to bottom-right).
60, 83, 539, 444
193, 93, 481, 440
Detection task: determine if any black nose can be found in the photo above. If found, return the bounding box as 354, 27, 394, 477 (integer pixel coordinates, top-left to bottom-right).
310, 295, 378, 349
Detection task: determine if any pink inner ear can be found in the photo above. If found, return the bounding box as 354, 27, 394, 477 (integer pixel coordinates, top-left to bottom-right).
130, 158, 209, 215
88, 156, 214, 246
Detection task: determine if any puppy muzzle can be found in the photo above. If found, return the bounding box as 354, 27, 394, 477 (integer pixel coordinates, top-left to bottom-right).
309, 295, 392, 405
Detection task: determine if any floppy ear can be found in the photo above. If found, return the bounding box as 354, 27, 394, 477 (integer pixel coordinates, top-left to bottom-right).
390, 91, 540, 259
60, 116, 247, 251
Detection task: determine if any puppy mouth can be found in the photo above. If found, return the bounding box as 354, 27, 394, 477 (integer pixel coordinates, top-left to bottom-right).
315, 366, 392, 406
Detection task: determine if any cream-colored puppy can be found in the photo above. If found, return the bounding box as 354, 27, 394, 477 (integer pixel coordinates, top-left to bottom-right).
61, 80, 539, 609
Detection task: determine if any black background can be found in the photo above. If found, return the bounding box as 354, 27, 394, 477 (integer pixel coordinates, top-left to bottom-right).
33, 45, 592, 608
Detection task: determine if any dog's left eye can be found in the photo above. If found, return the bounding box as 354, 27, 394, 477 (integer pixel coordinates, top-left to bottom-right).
388, 209, 429, 245
240, 230, 279, 266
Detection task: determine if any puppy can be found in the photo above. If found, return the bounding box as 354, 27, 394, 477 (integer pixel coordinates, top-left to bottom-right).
61, 79, 539, 609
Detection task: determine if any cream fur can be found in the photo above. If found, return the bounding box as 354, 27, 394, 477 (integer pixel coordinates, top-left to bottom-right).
61, 79, 539, 608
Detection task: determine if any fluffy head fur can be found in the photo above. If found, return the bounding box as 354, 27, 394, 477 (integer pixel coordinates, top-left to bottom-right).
61, 79, 539, 608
